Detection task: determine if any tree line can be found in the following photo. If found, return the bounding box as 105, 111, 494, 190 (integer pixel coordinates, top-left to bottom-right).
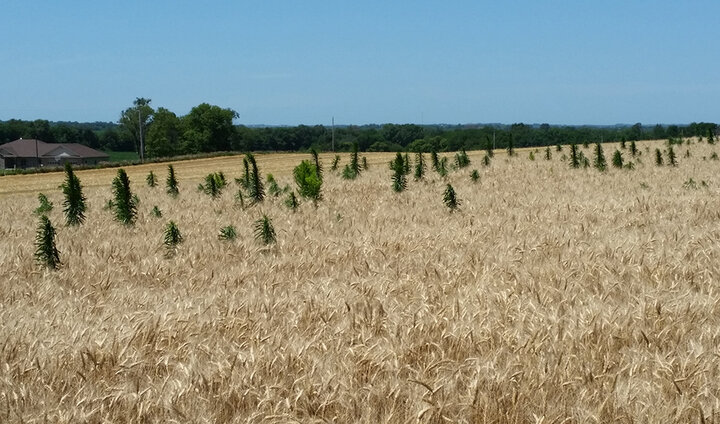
2, 100, 717, 158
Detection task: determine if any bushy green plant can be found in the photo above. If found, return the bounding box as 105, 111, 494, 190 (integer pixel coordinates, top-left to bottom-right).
310, 148, 323, 181
655, 148, 664, 166
556, 143, 562, 152
528, 151, 535, 161
437, 157, 448, 177
267, 174, 281, 197
482, 154, 491, 167
431, 150, 440, 171
34, 193, 53, 215
254, 215, 276, 245
246, 153, 264, 203
218, 225, 237, 241
545, 147, 551, 160
570, 144, 580, 168
667, 146, 677, 166
612, 150, 623, 168
331, 155, 340, 171
200, 172, 226, 198
285, 191, 299, 211
35, 215, 60, 269
294, 160, 322, 203
403, 153, 411, 175
343, 143, 361, 180
163, 221, 183, 250
594, 143, 607, 171
151, 205, 162, 218
470, 169, 480, 182
507, 135, 515, 156
630, 140, 638, 157
362, 156, 368, 170
443, 184, 459, 211
166, 164, 179, 197
391, 152, 407, 192
61, 163, 86, 226
414, 152, 426, 180
455, 149, 470, 168
146, 171, 157, 187
111, 169, 137, 225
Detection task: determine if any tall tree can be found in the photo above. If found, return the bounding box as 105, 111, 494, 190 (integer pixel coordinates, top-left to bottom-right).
145, 107, 181, 158
119, 98, 154, 161
181, 103, 238, 153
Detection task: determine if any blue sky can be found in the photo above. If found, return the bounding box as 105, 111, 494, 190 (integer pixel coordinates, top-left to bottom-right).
3, 1, 719, 125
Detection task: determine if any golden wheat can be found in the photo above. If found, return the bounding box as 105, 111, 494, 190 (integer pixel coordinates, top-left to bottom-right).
1, 140, 719, 422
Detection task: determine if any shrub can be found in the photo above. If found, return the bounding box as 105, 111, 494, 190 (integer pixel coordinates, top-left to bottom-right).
200, 172, 226, 198
443, 184, 459, 211
151, 205, 162, 218
35, 215, 60, 269
403, 153, 411, 175
146, 171, 157, 187
111, 169, 137, 225
431, 151, 440, 171
362, 156, 368, 170
331, 155, 340, 171
294, 160, 322, 203
254, 215, 276, 245
470, 169, 480, 182
612, 150, 623, 168
545, 147, 551, 160
34, 193, 53, 215
61, 163, 86, 226
556, 143, 562, 152
166, 164, 179, 197
218, 225, 237, 241
528, 151, 535, 161
482, 154, 491, 167
437, 157, 448, 177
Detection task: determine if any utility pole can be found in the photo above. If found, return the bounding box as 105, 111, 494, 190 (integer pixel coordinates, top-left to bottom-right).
331, 116, 335, 152
138, 108, 144, 163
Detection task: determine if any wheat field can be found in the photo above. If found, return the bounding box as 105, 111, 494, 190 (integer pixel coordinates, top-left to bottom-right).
1, 140, 720, 423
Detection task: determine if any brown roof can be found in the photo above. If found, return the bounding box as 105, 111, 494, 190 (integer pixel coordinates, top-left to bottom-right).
0, 139, 109, 160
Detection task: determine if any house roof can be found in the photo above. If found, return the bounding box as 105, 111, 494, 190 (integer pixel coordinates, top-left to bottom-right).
0, 139, 109, 160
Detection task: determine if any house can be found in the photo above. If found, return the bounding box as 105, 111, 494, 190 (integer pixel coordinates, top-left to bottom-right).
0, 138, 110, 169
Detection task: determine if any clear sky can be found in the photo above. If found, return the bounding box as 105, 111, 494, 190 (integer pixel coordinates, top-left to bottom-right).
3, 1, 719, 126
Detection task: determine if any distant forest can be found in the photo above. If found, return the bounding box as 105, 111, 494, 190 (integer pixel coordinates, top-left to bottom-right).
1, 104, 717, 159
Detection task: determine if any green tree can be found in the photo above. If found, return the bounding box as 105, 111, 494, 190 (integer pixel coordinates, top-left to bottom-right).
180, 103, 238, 153
34, 193, 53, 215
61, 163, 86, 226
145, 107, 181, 158
35, 215, 60, 269
630, 140, 638, 156
111, 169, 137, 225
612, 150, 623, 168
119, 97, 154, 161
655, 148, 664, 166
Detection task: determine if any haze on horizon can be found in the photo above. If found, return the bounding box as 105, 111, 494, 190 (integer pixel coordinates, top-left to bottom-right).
3, 1, 719, 126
